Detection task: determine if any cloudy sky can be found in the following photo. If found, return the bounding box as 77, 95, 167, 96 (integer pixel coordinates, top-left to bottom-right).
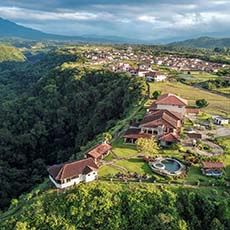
0, 0, 230, 41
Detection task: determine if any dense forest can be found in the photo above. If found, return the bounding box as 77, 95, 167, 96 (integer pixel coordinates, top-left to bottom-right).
0, 49, 146, 210
1, 183, 229, 230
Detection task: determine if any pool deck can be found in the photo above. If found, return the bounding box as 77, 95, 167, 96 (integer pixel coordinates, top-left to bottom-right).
149, 157, 185, 177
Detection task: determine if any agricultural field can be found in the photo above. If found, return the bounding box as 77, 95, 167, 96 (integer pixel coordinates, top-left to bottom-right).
149, 81, 230, 116
177, 71, 218, 84
213, 87, 230, 95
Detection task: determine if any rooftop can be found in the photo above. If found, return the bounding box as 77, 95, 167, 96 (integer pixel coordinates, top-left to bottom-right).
202, 161, 224, 169
87, 143, 112, 159
154, 93, 188, 106
48, 158, 98, 181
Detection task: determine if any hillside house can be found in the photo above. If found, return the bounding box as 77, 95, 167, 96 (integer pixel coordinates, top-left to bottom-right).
201, 161, 224, 177
151, 93, 188, 115
124, 128, 152, 143
139, 110, 182, 136
145, 71, 167, 82
86, 143, 112, 164
48, 158, 98, 189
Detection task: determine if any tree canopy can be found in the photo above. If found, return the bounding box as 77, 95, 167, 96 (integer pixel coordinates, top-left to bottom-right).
136, 137, 159, 156
0, 183, 229, 230
0, 49, 146, 210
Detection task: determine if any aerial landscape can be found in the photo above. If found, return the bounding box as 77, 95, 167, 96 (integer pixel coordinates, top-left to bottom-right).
0, 0, 230, 229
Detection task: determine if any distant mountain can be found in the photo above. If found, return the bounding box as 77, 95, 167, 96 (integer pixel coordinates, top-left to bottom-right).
0, 17, 142, 43
168, 36, 230, 48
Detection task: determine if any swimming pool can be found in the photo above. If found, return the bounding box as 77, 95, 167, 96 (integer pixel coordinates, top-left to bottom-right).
149, 158, 185, 176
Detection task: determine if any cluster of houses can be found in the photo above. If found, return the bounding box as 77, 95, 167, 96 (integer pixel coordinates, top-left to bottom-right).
153, 55, 226, 73
82, 47, 227, 74
47, 93, 225, 189
83, 46, 153, 65
124, 93, 187, 146
110, 62, 167, 82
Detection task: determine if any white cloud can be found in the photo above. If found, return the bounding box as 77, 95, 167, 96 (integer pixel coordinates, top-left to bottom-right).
137, 15, 156, 23
0, 6, 99, 21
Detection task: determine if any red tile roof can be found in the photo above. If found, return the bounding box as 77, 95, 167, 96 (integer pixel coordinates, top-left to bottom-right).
123, 128, 152, 139
87, 143, 112, 159
202, 161, 224, 169
48, 158, 98, 181
140, 110, 180, 129
159, 133, 180, 142
159, 133, 179, 143
155, 93, 188, 106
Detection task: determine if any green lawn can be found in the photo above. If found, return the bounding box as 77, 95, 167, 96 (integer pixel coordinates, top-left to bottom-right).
216, 136, 230, 178
185, 165, 218, 185
149, 81, 230, 116
160, 149, 183, 160
112, 138, 138, 158
116, 158, 153, 175
99, 165, 122, 177
103, 154, 115, 161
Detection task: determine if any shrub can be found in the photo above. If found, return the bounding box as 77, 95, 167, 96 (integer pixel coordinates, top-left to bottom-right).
196, 99, 209, 108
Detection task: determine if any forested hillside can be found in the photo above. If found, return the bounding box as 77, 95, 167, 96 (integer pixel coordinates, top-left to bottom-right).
169, 36, 230, 49
1, 183, 229, 230
0, 49, 146, 209
0, 44, 25, 62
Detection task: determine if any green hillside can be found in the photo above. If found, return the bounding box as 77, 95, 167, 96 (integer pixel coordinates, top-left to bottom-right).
0, 48, 146, 210
0, 44, 25, 62
169, 36, 230, 49
0, 182, 229, 230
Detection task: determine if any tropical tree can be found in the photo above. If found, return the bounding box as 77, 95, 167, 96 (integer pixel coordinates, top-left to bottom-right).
102, 132, 112, 143
152, 90, 161, 99
136, 137, 159, 156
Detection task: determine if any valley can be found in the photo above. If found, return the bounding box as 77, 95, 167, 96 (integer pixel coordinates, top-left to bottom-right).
0, 41, 229, 229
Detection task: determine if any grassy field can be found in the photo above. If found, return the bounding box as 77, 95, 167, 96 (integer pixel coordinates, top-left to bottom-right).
116, 158, 152, 175
149, 81, 230, 116
216, 136, 230, 178
178, 71, 218, 84
99, 165, 122, 177
112, 139, 138, 158
213, 87, 230, 95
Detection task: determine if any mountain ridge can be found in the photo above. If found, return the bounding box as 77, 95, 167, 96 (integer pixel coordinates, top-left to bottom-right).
1, 17, 230, 47
0, 17, 142, 44
168, 36, 230, 48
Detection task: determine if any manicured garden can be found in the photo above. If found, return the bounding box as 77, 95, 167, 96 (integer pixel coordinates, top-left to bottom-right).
98, 134, 230, 187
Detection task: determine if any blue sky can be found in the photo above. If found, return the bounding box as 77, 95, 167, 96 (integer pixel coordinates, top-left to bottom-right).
0, 0, 230, 41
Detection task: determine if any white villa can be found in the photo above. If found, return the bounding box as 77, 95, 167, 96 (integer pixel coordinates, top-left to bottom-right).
48, 158, 98, 189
